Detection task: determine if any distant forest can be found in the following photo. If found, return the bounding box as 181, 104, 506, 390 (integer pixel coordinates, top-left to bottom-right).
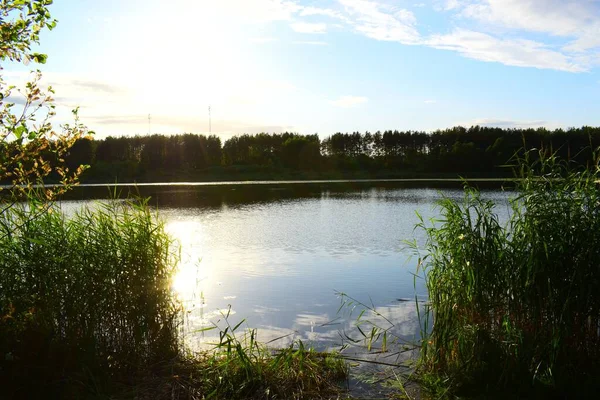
60, 126, 600, 182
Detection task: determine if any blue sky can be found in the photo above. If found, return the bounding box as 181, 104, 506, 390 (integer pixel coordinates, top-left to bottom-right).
8, 0, 600, 139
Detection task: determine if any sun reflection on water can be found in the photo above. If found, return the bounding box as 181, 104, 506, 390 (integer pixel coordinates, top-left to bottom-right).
165, 220, 210, 304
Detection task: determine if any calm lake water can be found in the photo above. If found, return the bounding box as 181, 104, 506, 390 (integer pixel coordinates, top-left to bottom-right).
63, 182, 512, 352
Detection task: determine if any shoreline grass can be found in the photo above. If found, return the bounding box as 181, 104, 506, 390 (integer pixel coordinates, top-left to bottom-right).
414, 151, 600, 398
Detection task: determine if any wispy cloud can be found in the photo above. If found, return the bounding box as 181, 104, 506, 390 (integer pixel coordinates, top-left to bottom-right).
292, 40, 328, 45
87, 114, 296, 136
330, 95, 369, 108
459, 1, 593, 38
445, 0, 600, 69
207, 0, 598, 72
290, 22, 327, 34
444, 0, 464, 11
332, 0, 599, 72
424, 99, 437, 104
339, 0, 420, 44
426, 29, 585, 72
299, 6, 347, 21
467, 118, 551, 129
51, 79, 126, 95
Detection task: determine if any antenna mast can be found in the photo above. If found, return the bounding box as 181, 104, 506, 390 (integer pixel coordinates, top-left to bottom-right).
208, 106, 212, 134
148, 114, 151, 135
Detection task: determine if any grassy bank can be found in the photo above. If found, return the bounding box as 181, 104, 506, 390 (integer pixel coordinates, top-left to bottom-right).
0, 197, 346, 399
415, 152, 600, 398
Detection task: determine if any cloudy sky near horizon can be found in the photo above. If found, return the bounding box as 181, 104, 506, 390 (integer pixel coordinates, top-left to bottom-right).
7, 0, 600, 139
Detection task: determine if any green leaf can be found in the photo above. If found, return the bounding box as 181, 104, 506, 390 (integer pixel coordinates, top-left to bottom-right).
232, 319, 246, 332
194, 326, 217, 333
30, 52, 47, 64
14, 125, 26, 140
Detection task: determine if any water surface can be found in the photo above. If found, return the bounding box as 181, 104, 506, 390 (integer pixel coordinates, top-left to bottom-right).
62, 183, 511, 351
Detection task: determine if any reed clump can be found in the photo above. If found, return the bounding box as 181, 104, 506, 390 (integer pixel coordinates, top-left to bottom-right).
417, 151, 600, 397
0, 198, 180, 397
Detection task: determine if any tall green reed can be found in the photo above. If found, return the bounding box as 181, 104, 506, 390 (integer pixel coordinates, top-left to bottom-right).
0, 197, 180, 396
417, 150, 600, 396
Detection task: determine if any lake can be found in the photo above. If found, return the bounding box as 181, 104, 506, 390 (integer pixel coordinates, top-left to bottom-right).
62, 181, 512, 353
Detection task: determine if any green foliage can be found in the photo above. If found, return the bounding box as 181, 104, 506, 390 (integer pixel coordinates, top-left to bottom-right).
60, 126, 600, 183
416, 150, 600, 397
0, 0, 56, 63
0, 0, 92, 200
281, 136, 321, 170
0, 198, 180, 397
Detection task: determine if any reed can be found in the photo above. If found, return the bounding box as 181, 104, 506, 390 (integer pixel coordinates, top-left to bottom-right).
0, 197, 180, 397
416, 150, 600, 396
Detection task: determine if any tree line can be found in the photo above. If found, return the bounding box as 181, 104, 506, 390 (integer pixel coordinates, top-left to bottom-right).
62, 126, 600, 182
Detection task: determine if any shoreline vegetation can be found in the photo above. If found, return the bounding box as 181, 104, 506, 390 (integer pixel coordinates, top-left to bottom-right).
412, 151, 600, 398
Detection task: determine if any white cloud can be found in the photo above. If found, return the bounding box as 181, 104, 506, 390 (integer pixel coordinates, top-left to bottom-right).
424, 99, 437, 104
457, 1, 600, 53
460, 1, 591, 36
426, 29, 585, 72
330, 95, 369, 108
292, 40, 329, 45
444, 0, 464, 10
465, 118, 554, 129
332, 0, 599, 72
171, 0, 599, 74
299, 6, 347, 20
338, 0, 420, 44
290, 22, 327, 34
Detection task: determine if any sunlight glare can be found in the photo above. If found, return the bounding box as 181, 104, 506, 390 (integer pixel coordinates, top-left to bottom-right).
166, 220, 208, 303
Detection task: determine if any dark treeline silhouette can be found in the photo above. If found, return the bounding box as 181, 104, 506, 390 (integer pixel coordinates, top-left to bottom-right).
63, 126, 600, 182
